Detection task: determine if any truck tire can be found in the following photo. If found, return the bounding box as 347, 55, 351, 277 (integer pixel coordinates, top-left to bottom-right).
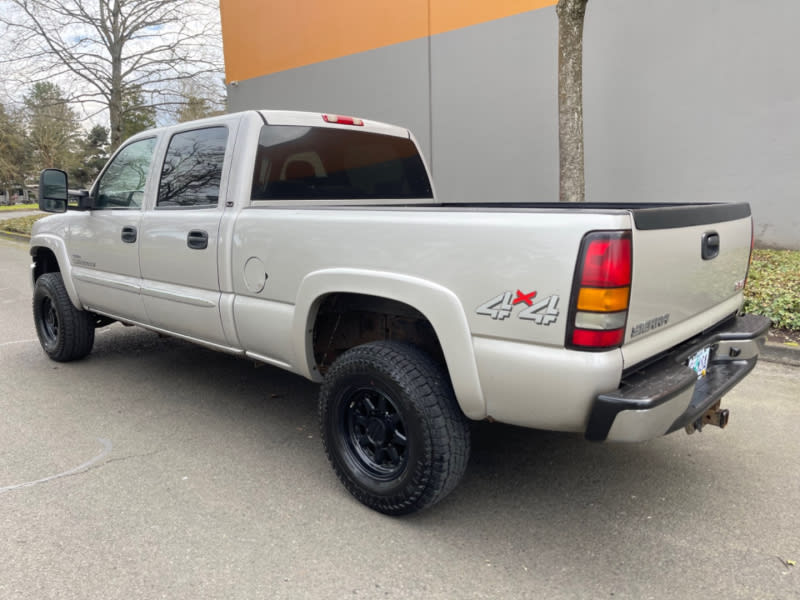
319, 341, 470, 515
33, 272, 95, 362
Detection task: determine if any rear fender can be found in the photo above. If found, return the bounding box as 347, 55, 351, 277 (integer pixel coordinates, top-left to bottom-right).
293, 268, 486, 420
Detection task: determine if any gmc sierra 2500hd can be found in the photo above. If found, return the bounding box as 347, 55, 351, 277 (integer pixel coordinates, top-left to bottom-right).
31, 110, 769, 514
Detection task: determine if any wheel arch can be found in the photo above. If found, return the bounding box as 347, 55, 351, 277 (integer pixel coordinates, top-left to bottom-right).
293, 268, 486, 420
30, 234, 81, 309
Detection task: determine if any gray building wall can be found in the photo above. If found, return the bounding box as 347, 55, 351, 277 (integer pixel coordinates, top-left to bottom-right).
229, 0, 799, 249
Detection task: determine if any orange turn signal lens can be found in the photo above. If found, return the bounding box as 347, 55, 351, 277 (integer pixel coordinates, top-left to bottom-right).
577, 287, 630, 312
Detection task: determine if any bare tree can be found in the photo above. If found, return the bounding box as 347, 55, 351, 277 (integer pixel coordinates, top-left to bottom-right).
0, 0, 223, 150
556, 0, 589, 202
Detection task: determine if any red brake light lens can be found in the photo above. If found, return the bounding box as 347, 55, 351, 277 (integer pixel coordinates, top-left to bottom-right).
580, 236, 632, 287
571, 328, 625, 348
322, 114, 364, 126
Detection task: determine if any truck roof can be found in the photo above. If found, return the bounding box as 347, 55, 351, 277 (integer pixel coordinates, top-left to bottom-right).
258, 110, 411, 139
122, 109, 413, 146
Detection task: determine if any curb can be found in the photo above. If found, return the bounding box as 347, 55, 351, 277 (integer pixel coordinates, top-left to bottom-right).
0, 229, 31, 243
761, 341, 800, 367
3, 225, 798, 368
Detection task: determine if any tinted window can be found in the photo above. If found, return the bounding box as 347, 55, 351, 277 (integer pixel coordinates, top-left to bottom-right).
94, 137, 156, 209
158, 127, 227, 208
251, 125, 432, 200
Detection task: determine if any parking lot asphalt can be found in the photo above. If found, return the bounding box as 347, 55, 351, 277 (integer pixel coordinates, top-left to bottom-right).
1, 236, 798, 599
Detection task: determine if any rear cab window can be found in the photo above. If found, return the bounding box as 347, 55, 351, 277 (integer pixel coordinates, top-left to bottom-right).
250, 125, 432, 201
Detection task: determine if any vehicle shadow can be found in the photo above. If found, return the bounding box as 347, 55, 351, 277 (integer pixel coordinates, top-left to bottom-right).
85, 324, 728, 527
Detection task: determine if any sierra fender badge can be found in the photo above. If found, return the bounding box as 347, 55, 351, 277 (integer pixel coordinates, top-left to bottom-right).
631, 313, 670, 338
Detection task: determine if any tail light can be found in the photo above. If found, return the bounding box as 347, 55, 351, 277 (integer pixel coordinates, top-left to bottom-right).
567, 231, 632, 350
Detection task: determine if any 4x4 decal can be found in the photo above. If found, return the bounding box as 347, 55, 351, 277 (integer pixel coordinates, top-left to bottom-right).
476, 290, 560, 325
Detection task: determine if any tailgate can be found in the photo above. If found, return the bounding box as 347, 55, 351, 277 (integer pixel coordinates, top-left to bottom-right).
622, 204, 752, 366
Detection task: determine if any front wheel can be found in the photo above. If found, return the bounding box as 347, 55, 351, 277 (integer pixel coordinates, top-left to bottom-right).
33, 272, 95, 362
319, 341, 470, 515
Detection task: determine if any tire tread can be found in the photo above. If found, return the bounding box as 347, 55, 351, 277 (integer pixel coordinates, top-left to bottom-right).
33, 272, 95, 362
320, 341, 470, 515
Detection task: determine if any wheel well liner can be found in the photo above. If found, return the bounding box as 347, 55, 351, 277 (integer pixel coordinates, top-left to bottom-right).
312, 292, 445, 374
31, 246, 60, 281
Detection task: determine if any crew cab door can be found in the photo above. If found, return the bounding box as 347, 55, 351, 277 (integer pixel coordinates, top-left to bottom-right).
68, 136, 158, 323
138, 123, 236, 346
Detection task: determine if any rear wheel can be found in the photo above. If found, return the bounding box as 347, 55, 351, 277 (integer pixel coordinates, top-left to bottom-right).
319, 341, 470, 515
33, 272, 95, 362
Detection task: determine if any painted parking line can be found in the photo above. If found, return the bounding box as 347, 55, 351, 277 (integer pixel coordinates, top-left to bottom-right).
0, 338, 37, 348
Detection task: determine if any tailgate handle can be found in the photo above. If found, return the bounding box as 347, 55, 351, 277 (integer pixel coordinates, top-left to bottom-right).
702, 232, 720, 260
187, 230, 209, 250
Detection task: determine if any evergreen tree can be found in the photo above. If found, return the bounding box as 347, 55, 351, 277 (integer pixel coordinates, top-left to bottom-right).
177, 95, 223, 123
24, 82, 81, 175
70, 125, 109, 188
121, 87, 157, 141
0, 104, 27, 195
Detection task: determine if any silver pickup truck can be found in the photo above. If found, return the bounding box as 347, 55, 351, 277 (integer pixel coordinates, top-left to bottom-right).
31, 110, 769, 514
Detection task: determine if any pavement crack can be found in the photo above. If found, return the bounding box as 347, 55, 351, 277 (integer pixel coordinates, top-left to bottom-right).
0, 438, 112, 494
0, 443, 173, 494
101, 447, 167, 466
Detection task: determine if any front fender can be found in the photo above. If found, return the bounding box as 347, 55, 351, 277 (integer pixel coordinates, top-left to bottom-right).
293, 268, 486, 420
30, 233, 82, 309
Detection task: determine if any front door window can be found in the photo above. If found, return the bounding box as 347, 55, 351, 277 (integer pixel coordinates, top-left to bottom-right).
94, 137, 157, 209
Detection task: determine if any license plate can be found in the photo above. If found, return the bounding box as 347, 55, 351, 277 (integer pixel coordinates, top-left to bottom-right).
687, 346, 711, 379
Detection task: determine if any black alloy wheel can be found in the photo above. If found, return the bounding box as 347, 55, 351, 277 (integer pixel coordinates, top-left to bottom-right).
39, 295, 60, 346
340, 386, 409, 481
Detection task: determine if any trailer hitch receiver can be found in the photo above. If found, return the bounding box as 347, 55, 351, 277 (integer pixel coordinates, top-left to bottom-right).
685, 401, 729, 434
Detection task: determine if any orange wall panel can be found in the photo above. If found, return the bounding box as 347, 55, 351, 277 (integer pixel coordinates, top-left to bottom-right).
430, 0, 556, 36
221, 0, 428, 83
220, 0, 556, 83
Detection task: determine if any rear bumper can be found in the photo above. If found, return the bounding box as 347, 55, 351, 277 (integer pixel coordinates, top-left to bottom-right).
585, 314, 771, 442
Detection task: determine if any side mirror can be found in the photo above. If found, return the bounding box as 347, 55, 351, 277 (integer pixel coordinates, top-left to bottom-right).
69, 189, 93, 211
38, 169, 68, 213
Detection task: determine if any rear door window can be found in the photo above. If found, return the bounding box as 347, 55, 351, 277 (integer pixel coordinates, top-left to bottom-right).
158, 126, 228, 208
251, 125, 432, 200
